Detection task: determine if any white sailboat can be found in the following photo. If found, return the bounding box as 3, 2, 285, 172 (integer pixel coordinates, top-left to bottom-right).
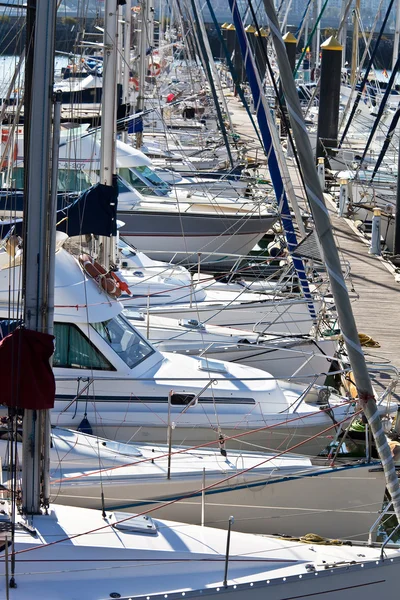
0, 425, 386, 541
1, 123, 279, 267
0, 238, 352, 455
2, 2, 400, 599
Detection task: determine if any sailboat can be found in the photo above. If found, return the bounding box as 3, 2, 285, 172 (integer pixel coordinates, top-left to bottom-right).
2, 1, 400, 599
0, 234, 353, 454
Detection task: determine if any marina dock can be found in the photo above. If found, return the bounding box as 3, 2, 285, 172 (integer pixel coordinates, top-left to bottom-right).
225, 88, 400, 397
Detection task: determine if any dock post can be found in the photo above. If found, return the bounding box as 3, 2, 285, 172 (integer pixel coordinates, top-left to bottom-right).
279, 32, 297, 136
283, 32, 297, 73
369, 208, 382, 256
254, 27, 268, 81
338, 179, 349, 216
317, 157, 325, 190
316, 36, 342, 162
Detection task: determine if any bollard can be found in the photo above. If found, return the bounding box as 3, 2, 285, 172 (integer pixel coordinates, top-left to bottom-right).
317, 157, 325, 190
338, 179, 349, 216
283, 32, 297, 72
316, 37, 342, 161
280, 32, 297, 105
369, 207, 382, 256
254, 27, 268, 80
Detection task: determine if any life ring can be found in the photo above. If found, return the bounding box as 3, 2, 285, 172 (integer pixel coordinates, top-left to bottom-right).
130, 77, 139, 91
79, 253, 122, 298
0, 131, 18, 169
148, 63, 161, 77
110, 271, 132, 296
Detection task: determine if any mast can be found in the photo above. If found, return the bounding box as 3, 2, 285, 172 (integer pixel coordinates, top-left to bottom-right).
100, 0, 118, 268
262, 0, 400, 522
339, 0, 395, 146
315, 0, 322, 69
350, 0, 360, 86
148, 0, 154, 49
122, 0, 132, 143
189, 0, 234, 167
227, 1, 316, 322
136, 0, 148, 149
393, 0, 400, 71
339, 0, 348, 68
22, 0, 57, 514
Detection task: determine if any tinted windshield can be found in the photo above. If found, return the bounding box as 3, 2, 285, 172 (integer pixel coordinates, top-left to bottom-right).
92, 314, 154, 369
119, 166, 170, 196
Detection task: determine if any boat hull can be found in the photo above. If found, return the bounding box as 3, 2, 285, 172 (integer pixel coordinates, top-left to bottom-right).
50, 405, 350, 457
51, 462, 385, 541
146, 298, 317, 336
118, 210, 277, 265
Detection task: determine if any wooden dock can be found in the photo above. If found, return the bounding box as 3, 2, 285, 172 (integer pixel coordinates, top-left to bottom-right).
225, 89, 400, 397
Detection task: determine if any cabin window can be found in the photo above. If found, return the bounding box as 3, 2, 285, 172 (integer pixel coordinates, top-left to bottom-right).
119, 167, 170, 196
6, 167, 91, 193
92, 314, 154, 369
53, 323, 113, 370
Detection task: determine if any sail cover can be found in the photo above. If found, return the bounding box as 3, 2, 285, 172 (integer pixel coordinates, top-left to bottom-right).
0, 328, 55, 410
57, 180, 118, 237
0, 180, 118, 239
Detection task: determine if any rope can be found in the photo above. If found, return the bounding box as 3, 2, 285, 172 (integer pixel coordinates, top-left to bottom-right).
338, 333, 380, 348
277, 532, 348, 546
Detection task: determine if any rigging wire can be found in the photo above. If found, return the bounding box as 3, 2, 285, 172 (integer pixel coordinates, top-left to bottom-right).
12, 404, 361, 558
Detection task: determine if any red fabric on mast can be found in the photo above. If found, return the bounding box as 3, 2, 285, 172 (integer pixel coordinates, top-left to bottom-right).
0, 328, 55, 410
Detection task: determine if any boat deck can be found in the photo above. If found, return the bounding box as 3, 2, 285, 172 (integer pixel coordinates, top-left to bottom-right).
224, 87, 400, 400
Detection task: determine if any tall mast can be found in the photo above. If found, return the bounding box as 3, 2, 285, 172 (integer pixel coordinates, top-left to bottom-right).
122, 0, 132, 143
315, 0, 322, 68
339, 0, 348, 68
136, 0, 148, 148
393, 0, 400, 70
262, 0, 400, 522
100, 0, 118, 268
148, 0, 154, 49
350, 0, 360, 85
22, 0, 57, 514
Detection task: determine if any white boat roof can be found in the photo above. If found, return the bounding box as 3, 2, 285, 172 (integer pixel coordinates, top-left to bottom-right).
116, 139, 152, 167
0, 245, 122, 323
12, 124, 152, 169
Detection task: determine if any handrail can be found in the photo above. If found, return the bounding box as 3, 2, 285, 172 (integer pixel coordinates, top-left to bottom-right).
368, 499, 394, 545
54, 368, 351, 383
381, 522, 400, 559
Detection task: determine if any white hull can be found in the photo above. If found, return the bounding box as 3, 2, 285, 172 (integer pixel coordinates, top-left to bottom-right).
51, 417, 346, 457
121, 229, 268, 265
145, 298, 317, 336
51, 462, 385, 541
